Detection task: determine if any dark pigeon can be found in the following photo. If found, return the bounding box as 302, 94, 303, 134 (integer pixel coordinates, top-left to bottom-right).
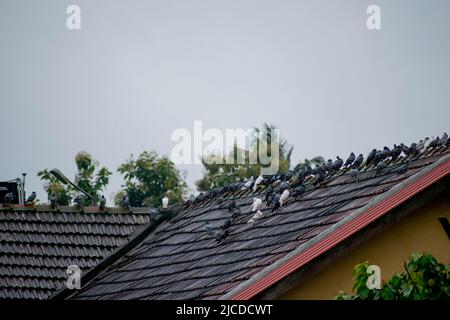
122, 195, 129, 207
400, 143, 410, 157
3, 192, 14, 204
394, 160, 410, 175
231, 207, 241, 219
324, 159, 333, 173
221, 218, 232, 230
366, 149, 377, 166
228, 200, 237, 212
271, 194, 281, 212
49, 194, 57, 209
280, 181, 289, 192
391, 144, 402, 162
332, 156, 344, 171
291, 185, 306, 199
376, 160, 386, 174
428, 136, 440, 149
284, 170, 294, 181
380, 146, 391, 160
350, 168, 358, 179
353, 154, 364, 168
313, 171, 325, 186
344, 152, 355, 168
215, 229, 229, 242
25, 191, 36, 203
99, 195, 106, 210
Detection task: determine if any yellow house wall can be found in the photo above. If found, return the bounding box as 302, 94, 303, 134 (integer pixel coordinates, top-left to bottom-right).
280, 197, 450, 300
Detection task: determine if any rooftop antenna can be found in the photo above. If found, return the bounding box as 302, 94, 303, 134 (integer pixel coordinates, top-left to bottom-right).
21, 173, 27, 204
50, 168, 96, 204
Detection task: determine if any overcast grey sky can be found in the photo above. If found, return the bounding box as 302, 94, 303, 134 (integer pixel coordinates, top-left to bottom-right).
1, 0, 449, 203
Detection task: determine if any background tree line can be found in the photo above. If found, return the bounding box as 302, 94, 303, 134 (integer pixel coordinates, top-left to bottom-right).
38, 123, 323, 207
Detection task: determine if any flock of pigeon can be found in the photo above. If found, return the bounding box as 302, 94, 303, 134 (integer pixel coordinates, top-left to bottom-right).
192, 133, 449, 243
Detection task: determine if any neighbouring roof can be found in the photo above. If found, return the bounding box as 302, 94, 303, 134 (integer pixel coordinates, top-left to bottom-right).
0, 205, 152, 299
65, 145, 450, 300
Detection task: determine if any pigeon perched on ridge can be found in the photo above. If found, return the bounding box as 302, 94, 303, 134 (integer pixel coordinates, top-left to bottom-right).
3, 192, 13, 204
391, 144, 402, 162
253, 175, 264, 192
242, 176, 254, 190
271, 194, 281, 212
332, 156, 344, 171
344, 153, 355, 168
49, 194, 57, 209
400, 143, 410, 157
324, 159, 333, 172
380, 146, 391, 160
353, 154, 364, 168
366, 149, 377, 166
99, 195, 106, 210
313, 171, 325, 186
428, 136, 440, 149
251, 198, 263, 212
264, 186, 274, 204
25, 191, 36, 204
122, 195, 129, 208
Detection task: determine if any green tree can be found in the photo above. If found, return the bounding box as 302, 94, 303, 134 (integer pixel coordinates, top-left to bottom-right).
195, 123, 293, 191
336, 253, 450, 300
116, 151, 187, 207
38, 151, 112, 206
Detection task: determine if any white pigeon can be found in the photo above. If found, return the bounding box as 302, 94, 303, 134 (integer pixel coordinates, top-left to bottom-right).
253, 175, 264, 192
251, 197, 263, 212
248, 210, 263, 224
279, 189, 290, 207
242, 176, 254, 190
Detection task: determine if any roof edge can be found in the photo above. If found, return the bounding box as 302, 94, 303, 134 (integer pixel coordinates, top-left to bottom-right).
50, 207, 178, 300
221, 153, 450, 300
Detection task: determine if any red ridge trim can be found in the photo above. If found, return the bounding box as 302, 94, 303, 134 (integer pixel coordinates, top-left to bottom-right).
232, 159, 450, 300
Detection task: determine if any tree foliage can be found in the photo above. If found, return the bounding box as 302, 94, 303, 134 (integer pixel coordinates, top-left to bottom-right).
336, 253, 450, 300
38, 151, 112, 206
116, 150, 187, 207
196, 123, 293, 191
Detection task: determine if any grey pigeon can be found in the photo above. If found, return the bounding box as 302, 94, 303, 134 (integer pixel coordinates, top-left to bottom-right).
221, 218, 232, 230
391, 144, 402, 162
149, 208, 158, 220
376, 160, 386, 174
122, 195, 129, 207
324, 159, 333, 172
349, 168, 358, 179
204, 221, 214, 236
49, 194, 57, 209
400, 143, 410, 156
280, 181, 289, 192
344, 153, 355, 168
366, 149, 377, 166
3, 192, 14, 204
99, 195, 106, 210
215, 229, 229, 242
353, 154, 364, 168
25, 191, 36, 203
271, 194, 281, 212
231, 207, 241, 219
332, 156, 344, 171
428, 136, 440, 149
291, 185, 305, 199
313, 171, 325, 186
284, 171, 294, 181
394, 160, 410, 175
264, 186, 274, 204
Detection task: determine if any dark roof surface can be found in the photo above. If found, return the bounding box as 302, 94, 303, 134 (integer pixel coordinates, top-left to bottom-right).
69, 146, 450, 300
0, 206, 151, 299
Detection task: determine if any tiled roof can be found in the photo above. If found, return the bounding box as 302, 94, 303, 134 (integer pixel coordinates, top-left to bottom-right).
67, 145, 450, 300
0, 205, 151, 299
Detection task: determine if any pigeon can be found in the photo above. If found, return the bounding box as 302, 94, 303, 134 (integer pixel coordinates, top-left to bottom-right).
380, 146, 391, 160
409, 142, 419, 156
373, 150, 383, 166
271, 195, 281, 212
73, 195, 83, 208
221, 218, 232, 230
25, 191, 36, 204
428, 136, 440, 149
231, 207, 241, 219
228, 200, 237, 212
215, 229, 229, 242
291, 185, 306, 199
149, 208, 158, 220
216, 195, 224, 204
49, 194, 57, 209
279, 189, 289, 207
394, 160, 410, 175
3, 192, 14, 204
253, 175, 264, 192
99, 195, 106, 210
376, 160, 386, 174
366, 149, 377, 166
284, 170, 294, 182
391, 144, 402, 162
204, 221, 214, 236
242, 176, 254, 190
251, 198, 263, 212
248, 210, 263, 224
313, 171, 325, 186
353, 154, 364, 168
400, 143, 410, 157
122, 195, 129, 207
349, 168, 358, 179
439, 132, 448, 147
424, 137, 433, 149
264, 186, 274, 204
417, 138, 429, 152
332, 156, 344, 172
344, 153, 355, 168
324, 159, 333, 172
280, 181, 289, 192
